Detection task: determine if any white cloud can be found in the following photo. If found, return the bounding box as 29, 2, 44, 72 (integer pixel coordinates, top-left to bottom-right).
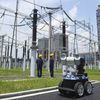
0, 0, 95, 58
0, 0, 16, 10
69, 5, 78, 20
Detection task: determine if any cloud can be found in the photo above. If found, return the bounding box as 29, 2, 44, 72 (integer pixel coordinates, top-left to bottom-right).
0, 0, 94, 58
0, 0, 16, 10
69, 5, 78, 20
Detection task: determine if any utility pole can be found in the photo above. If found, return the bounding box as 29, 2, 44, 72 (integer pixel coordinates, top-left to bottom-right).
94, 42, 97, 69
3, 45, 7, 69
7, 37, 9, 68
62, 21, 66, 51
9, 0, 19, 69
23, 40, 26, 71
48, 12, 52, 72
73, 20, 77, 56
88, 23, 92, 68
62, 21, 67, 77
27, 49, 30, 69
0, 35, 5, 67
30, 9, 38, 77
15, 0, 19, 68
27, 37, 30, 69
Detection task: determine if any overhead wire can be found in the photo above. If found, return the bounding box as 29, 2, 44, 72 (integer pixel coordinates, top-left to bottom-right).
0, 12, 24, 19
0, 0, 98, 56
22, 0, 61, 10
0, 4, 31, 18
0, 10, 5, 34
0, 10, 5, 18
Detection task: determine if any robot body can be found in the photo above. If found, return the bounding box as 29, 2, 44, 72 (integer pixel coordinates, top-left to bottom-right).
58, 54, 93, 97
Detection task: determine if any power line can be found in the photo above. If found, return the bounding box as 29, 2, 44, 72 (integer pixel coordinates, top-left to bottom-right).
0, 12, 24, 19
0, 4, 30, 18
22, 0, 61, 10
0, 1, 97, 56
67, 30, 97, 43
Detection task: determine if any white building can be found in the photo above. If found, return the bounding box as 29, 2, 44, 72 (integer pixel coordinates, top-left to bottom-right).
38, 33, 68, 60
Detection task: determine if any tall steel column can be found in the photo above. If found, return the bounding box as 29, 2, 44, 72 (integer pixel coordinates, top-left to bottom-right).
48, 12, 52, 72
7, 37, 9, 68
62, 21, 66, 50
0, 35, 5, 67
94, 42, 97, 68
27, 37, 30, 69
73, 20, 77, 56
3, 46, 7, 69
15, 0, 19, 68
23, 40, 27, 71
30, 9, 38, 77
9, 0, 19, 69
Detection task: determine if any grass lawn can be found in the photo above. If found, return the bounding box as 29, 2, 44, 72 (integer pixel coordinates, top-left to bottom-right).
86, 69, 100, 80
0, 68, 62, 94
0, 68, 100, 94
0, 68, 30, 77
0, 78, 61, 94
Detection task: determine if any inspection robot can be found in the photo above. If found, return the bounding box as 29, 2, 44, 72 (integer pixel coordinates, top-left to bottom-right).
58, 53, 93, 97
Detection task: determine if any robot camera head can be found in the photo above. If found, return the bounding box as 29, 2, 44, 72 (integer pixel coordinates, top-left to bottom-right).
75, 57, 85, 67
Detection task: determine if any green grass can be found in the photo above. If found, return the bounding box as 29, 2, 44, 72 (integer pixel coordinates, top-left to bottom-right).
0, 68, 28, 76
0, 68, 100, 94
0, 78, 61, 94
0, 68, 62, 94
0, 67, 62, 78
0, 68, 49, 77
86, 69, 100, 80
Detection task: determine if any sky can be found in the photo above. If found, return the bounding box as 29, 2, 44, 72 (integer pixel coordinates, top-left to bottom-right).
0, 0, 100, 57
